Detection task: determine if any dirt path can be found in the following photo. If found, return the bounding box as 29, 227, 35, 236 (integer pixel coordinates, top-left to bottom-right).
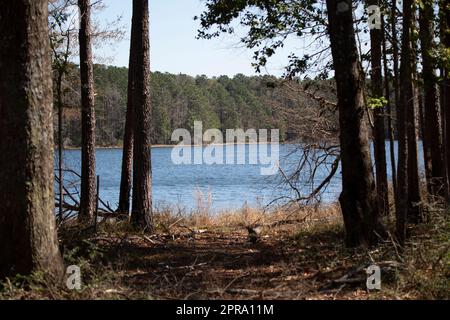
93, 224, 372, 300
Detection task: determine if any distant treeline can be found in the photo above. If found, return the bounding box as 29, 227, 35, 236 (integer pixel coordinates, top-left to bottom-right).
59, 64, 336, 147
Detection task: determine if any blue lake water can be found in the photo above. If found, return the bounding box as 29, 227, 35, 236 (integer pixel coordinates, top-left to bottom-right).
59, 142, 423, 213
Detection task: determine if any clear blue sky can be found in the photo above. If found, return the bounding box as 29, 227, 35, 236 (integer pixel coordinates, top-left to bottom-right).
95, 0, 294, 77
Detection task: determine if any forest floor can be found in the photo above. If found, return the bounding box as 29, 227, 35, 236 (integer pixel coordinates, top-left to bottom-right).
1, 204, 449, 300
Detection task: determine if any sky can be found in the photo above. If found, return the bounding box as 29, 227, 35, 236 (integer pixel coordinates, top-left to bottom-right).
94, 0, 295, 77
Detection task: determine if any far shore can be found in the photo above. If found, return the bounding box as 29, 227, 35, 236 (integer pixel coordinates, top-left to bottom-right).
60, 141, 285, 151
59, 139, 409, 151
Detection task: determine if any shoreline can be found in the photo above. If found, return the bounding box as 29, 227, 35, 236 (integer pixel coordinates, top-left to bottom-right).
61, 141, 285, 151
59, 139, 413, 150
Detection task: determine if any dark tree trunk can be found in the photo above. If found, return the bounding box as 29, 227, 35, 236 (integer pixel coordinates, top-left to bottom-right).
78, 0, 96, 224
442, 0, 450, 200
368, 0, 389, 216
117, 11, 137, 215
391, 0, 400, 133
326, 0, 386, 247
419, 0, 447, 197
131, 0, 152, 230
117, 78, 134, 214
438, 1, 448, 200
396, 0, 415, 244
407, 22, 423, 224
0, 0, 64, 280
382, 16, 397, 196
390, 0, 403, 214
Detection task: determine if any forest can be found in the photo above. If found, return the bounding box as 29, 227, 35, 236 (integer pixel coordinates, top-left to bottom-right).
0, 0, 449, 303
62, 66, 335, 147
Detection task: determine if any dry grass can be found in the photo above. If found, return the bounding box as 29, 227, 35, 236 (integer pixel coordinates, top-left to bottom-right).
153, 202, 341, 232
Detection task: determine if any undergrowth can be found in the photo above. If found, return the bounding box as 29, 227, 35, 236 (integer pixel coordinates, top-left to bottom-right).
0, 203, 448, 300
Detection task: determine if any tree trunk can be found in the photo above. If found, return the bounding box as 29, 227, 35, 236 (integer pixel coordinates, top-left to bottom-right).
382, 15, 397, 196
0, 0, 64, 280
118, 11, 137, 215
78, 0, 96, 224
441, 0, 450, 200
390, 1, 403, 217
117, 76, 134, 214
368, 0, 389, 216
396, 0, 415, 244
326, 0, 386, 247
407, 19, 423, 224
438, 2, 448, 201
419, 0, 447, 197
391, 0, 400, 134
131, 0, 153, 230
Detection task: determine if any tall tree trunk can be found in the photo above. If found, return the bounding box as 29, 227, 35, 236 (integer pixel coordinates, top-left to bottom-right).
390, 0, 402, 214
407, 16, 423, 224
0, 0, 64, 280
326, 0, 386, 247
419, 0, 447, 197
117, 12, 137, 215
396, 0, 415, 244
78, 0, 96, 223
368, 0, 389, 216
131, 0, 152, 230
382, 16, 397, 196
437, 2, 447, 201
441, 0, 450, 200
391, 0, 401, 134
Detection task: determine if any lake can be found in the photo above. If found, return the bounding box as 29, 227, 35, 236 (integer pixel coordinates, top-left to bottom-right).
59, 142, 423, 213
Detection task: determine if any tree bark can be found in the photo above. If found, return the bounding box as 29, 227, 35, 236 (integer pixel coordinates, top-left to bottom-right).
382, 15, 397, 196
0, 0, 64, 280
441, 0, 450, 200
118, 10, 137, 215
131, 0, 153, 230
326, 0, 386, 247
396, 0, 416, 244
368, 0, 389, 216
78, 0, 97, 224
391, 0, 400, 134
419, 0, 447, 197
407, 17, 423, 224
